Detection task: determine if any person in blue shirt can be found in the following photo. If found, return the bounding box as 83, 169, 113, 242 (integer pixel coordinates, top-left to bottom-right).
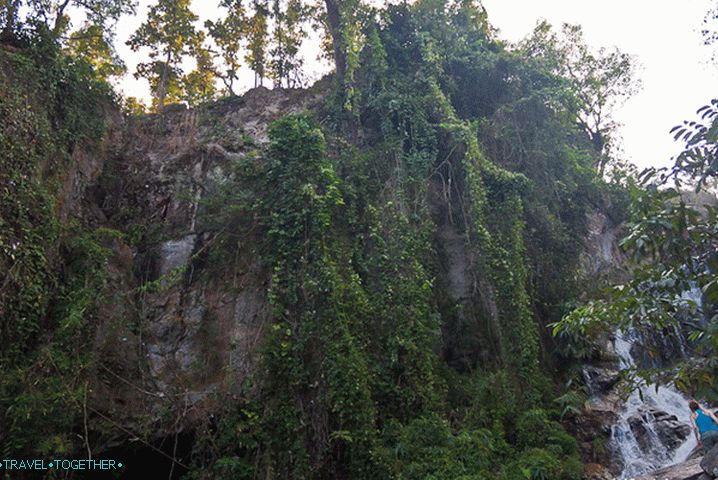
690, 399, 718, 453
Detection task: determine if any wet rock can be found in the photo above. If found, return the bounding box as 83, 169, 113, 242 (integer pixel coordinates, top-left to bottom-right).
628, 327, 691, 370
584, 365, 621, 395
701, 443, 718, 477
634, 457, 709, 479
567, 402, 619, 465
688, 446, 705, 461
627, 408, 692, 454
628, 412, 653, 453
652, 411, 692, 450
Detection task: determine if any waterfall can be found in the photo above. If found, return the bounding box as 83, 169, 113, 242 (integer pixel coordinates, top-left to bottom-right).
609, 330, 697, 479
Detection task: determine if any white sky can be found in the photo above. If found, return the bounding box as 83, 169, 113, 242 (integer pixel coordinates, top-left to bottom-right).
112, 0, 718, 170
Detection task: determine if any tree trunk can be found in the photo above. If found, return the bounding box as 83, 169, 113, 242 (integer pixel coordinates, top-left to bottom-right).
158, 52, 171, 111
324, 0, 346, 86
272, 0, 283, 88
224, 76, 235, 96
52, 0, 72, 37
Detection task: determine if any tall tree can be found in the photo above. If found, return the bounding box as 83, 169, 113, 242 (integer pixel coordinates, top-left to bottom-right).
245, 0, 268, 87
135, 60, 185, 109
323, 0, 345, 83
321, 0, 366, 111
206, 0, 246, 95
269, 0, 308, 88
127, 0, 201, 110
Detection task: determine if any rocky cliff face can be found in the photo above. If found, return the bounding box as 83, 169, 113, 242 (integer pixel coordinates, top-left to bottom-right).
60, 85, 328, 440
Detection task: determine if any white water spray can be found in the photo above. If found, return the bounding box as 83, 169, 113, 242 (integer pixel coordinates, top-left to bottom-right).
610, 330, 697, 479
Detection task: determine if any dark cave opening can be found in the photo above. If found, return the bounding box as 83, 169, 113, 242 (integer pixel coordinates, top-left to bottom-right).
100, 430, 195, 479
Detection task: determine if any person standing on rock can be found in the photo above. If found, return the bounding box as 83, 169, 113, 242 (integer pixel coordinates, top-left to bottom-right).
689, 399, 718, 453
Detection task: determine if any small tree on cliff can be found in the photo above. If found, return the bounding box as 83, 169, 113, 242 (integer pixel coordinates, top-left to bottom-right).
127, 0, 201, 110
66, 23, 126, 81
269, 0, 308, 88
245, 0, 269, 87
519, 21, 640, 175
206, 0, 246, 96
182, 41, 218, 106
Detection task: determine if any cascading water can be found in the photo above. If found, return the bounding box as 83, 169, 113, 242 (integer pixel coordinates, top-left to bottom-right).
609, 330, 697, 479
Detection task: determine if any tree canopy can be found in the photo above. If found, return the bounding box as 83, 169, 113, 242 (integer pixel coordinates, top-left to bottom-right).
1, 0, 135, 41
66, 23, 126, 81
519, 21, 640, 175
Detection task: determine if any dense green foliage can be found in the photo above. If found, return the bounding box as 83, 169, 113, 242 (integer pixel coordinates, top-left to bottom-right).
518, 21, 639, 174
0, 0, 134, 40
0, 38, 116, 454
186, 1, 617, 478
66, 23, 127, 81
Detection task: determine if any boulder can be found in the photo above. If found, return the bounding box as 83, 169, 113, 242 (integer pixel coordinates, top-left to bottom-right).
567, 403, 619, 465
701, 443, 718, 477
